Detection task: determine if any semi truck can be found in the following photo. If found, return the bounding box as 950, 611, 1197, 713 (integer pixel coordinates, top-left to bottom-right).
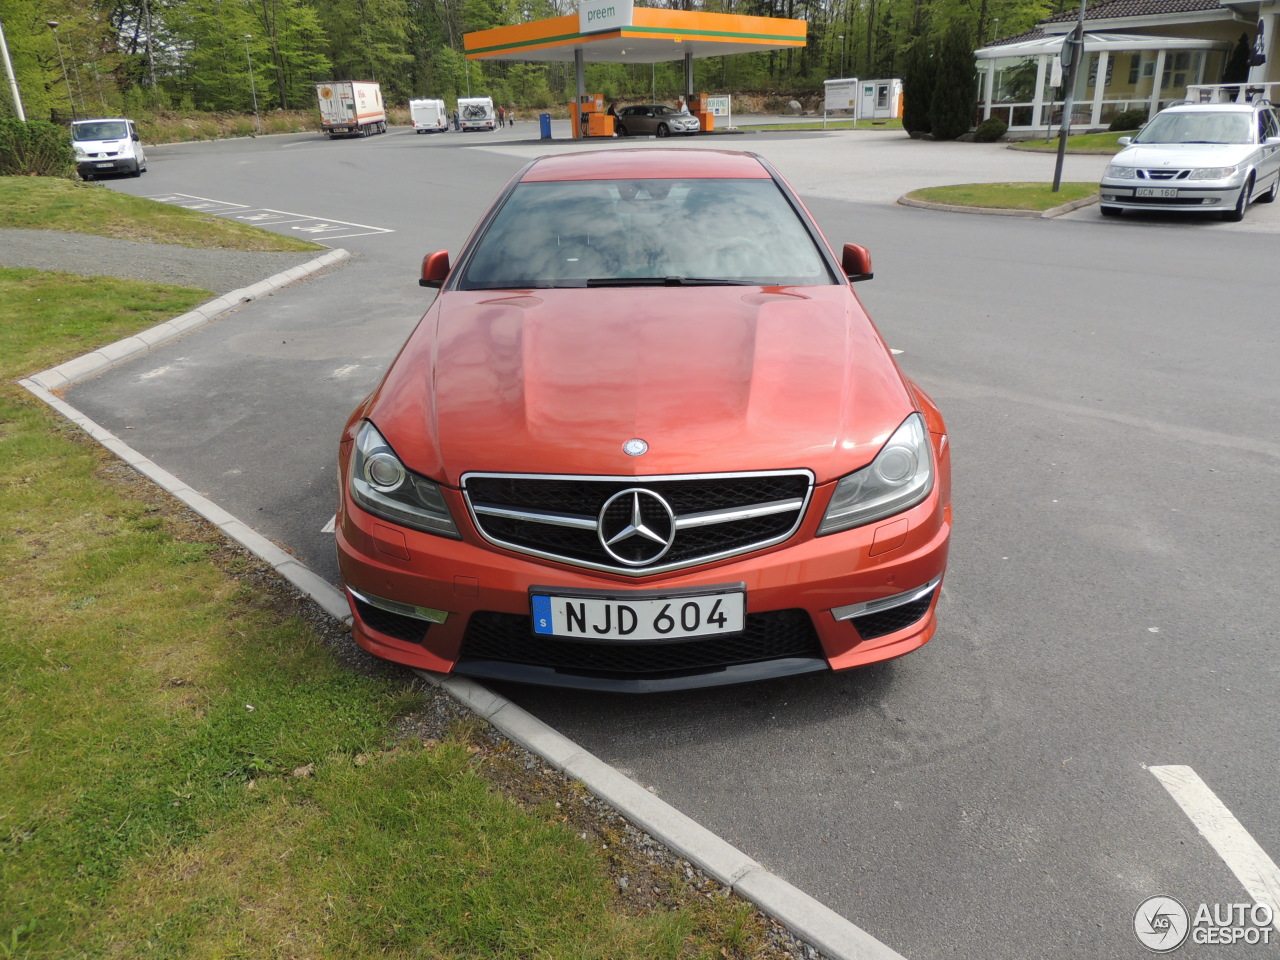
457, 96, 496, 132
316, 81, 387, 138
409, 98, 448, 133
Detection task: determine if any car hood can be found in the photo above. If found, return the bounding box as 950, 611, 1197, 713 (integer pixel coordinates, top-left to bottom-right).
364, 286, 916, 487
1112, 142, 1258, 168
74, 138, 130, 150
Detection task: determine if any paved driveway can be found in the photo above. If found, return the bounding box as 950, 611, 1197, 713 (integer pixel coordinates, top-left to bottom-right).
51, 126, 1280, 960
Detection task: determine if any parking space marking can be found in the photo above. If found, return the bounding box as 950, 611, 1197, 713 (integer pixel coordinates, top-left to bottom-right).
322, 515, 336, 534
145, 193, 394, 239
1150, 764, 1280, 931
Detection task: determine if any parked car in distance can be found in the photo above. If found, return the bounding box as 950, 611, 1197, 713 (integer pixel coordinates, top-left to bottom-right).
72, 118, 145, 180
410, 98, 448, 133
1098, 99, 1280, 221
613, 103, 701, 138
335, 148, 951, 692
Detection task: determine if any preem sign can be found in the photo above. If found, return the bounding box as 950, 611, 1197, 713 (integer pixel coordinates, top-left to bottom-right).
580, 0, 633, 33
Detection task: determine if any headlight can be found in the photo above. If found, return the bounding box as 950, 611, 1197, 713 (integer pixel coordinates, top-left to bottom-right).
348, 421, 460, 538
818, 414, 934, 535
1104, 164, 1136, 179
1189, 166, 1237, 179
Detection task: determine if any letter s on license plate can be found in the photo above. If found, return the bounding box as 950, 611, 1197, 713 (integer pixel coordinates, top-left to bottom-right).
530, 587, 745, 642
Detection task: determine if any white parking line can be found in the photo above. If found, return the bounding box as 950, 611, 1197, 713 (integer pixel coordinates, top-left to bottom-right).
322, 515, 336, 534
145, 193, 394, 240
1150, 764, 1280, 932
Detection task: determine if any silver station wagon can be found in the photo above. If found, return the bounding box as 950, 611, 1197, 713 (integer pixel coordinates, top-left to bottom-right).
1098, 100, 1280, 222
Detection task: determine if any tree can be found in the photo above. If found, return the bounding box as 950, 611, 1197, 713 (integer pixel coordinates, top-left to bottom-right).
900, 36, 933, 135
313, 0, 413, 100
928, 19, 974, 140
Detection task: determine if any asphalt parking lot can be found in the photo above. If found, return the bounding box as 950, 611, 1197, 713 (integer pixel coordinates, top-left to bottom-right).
25, 123, 1280, 960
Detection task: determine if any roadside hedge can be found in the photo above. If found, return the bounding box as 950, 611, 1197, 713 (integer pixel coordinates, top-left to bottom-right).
0, 119, 76, 177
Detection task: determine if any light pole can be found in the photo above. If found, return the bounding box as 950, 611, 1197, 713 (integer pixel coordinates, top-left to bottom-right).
243, 34, 260, 134
1, 14, 26, 120
838, 35, 845, 78
47, 21, 76, 120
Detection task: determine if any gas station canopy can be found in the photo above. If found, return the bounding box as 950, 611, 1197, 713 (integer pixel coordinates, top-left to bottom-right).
464, 0, 808, 65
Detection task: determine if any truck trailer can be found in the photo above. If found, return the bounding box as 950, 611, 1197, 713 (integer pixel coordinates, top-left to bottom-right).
409, 98, 448, 133
457, 97, 496, 132
316, 82, 387, 138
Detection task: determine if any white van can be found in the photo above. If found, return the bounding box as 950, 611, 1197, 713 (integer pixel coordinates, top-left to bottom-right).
72, 118, 146, 180
457, 97, 496, 132
410, 98, 448, 133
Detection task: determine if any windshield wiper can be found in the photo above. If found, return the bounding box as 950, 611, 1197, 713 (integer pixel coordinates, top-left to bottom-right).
585, 276, 755, 287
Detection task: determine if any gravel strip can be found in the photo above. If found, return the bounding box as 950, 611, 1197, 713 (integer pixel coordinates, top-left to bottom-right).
0, 227, 326, 291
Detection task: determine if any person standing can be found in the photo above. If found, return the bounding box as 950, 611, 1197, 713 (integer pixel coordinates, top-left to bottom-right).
498, 105, 506, 128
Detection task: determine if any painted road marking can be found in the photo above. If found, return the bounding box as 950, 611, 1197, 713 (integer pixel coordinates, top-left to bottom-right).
1150, 764, 1280, 933
322, 515, 336, 534
145, 192, 394, 240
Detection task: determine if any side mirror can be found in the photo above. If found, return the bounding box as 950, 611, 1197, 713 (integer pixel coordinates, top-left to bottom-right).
1117, 136, 1132, 146
419, 250, 451, 288
132, 131, 140, 141
841, 243, 873, 283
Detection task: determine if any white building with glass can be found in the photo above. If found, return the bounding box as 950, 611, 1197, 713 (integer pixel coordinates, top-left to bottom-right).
975, 0, 1280, 133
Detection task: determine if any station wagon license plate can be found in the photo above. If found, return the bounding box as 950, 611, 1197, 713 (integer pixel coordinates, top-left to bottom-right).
530, 586, 745, 642
1136, 187, 1179, 198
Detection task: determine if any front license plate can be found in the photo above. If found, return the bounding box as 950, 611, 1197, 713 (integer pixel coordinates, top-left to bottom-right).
95, 162, 114, 168
1136, 187, 1179, 198
531, 588, 745, 642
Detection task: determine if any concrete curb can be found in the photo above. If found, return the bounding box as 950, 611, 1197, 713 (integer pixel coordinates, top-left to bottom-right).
897, 193, 1099, 218
22, 248, 350, 394
431, 671, 910, 960
18, 245, 910, 960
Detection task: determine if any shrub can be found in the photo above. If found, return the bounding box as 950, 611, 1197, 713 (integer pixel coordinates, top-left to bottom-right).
973, 117, 1008, 142
0, 119, 76, 177
1108, 109, 1148, 131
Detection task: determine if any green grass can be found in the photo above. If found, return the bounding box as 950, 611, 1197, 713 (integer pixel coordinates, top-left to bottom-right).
737, 118, 903, 131
906, 181, 1099, 210
1011, 130, 1132, 153
0, 263, 787, 958
0, 176, 324, 251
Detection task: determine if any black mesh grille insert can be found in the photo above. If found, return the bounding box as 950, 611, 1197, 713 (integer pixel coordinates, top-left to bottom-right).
460, 609, 822, 677
353, 596, 432, 644
465, 473, 811, 573
850, 595, 933, 640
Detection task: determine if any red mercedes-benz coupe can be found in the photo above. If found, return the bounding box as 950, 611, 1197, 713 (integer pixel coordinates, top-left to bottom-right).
336, 149, 950, 691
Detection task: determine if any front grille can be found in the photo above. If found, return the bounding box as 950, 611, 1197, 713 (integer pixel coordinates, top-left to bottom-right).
1139, 169, 1190, 181
460, 609, 822, 677
463, 471, 812, 575
849, 594, 934, 639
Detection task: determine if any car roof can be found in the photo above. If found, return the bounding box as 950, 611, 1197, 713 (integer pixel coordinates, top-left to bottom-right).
519, 149, 771, 182
1162, 102, 1263, 114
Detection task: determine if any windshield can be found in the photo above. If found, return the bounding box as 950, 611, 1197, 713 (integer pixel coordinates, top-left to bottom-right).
72, 121, 130, 141
458, 178, 836, 289
1135, 111, 1251, 145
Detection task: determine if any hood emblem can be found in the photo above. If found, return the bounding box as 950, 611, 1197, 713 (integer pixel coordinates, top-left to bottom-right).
599, 489, 675, 566
623, 438, 648, 456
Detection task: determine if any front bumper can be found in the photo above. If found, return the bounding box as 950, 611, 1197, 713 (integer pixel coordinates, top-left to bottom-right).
1098, 179, 1241, 212
335, 438, 951, 692
77, 157, 136, 176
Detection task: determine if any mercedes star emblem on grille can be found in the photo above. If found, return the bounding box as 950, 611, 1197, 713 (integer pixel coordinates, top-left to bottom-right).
623, 438, 648, 456
598, 489, 676, 565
